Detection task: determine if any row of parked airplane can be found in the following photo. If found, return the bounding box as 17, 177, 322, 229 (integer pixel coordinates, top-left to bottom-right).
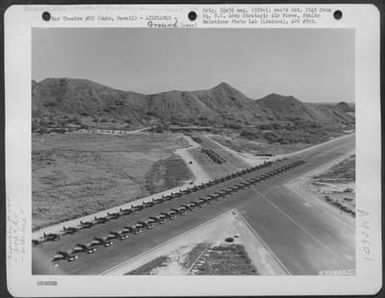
51, 189, 235, 262
191, 136, 202, 143
200, 147, 226, 164
34, 158, 303, 247
50, 159, 306, 263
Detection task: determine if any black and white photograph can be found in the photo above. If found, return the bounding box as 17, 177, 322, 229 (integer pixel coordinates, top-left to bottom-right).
31, 28, 356, 275
4, 4, 381, 297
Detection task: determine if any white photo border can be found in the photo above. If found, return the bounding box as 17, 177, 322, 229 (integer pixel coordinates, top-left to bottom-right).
4, 4, 382, 297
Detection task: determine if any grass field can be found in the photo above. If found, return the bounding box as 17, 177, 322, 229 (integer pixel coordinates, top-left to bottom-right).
313, 154, 355, 182
212, 135, 310, 156
32, 132, 190, 230
212, 124, 352, 156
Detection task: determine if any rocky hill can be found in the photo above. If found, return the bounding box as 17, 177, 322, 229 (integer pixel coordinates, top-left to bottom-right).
32, 78, 355, 130
255, 93, 317, 121
336, 101, 355, 113
255, 94, 355, 125
32, 78, 146, 123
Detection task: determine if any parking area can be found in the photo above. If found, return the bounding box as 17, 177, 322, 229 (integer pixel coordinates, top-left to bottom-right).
33, 158, 306, 268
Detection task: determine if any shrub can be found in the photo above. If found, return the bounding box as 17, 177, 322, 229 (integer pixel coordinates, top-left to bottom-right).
154, 125, 164, 133
68, 115, 81, 125
43, 102, 57, 107
264, 131, 279, 143
240, 128, 260, 139
146, 111, 157, 117
224, 122, 242, 130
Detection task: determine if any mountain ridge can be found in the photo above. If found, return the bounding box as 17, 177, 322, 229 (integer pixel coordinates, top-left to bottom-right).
32, 78, 355, 129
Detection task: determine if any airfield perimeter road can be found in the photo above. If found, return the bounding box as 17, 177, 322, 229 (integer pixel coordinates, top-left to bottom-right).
33, 134, 355, 275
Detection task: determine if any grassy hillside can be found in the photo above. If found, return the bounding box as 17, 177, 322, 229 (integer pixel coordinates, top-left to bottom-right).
255, 93, 355, 125
32, 78, 355, 131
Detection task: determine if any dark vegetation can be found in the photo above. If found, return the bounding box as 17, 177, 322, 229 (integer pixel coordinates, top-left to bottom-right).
125, 256, 170, 275
239, 120, 348, 145
192, 244, 258, 275
144, 155, 193, 194
182, 243, 210, 270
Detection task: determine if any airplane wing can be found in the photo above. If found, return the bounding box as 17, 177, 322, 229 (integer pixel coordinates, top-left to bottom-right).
89, 241, 99, 247
70, 247, 83, 254
51, 254, 64, 261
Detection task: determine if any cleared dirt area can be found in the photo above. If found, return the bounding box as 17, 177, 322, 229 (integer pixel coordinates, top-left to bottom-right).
310, 155, 355, 216
32, 133, 190, 230
185, 135, 249, 179
188, 147, 231, 179
287, 153, 355, 221
174, 136, 211, 183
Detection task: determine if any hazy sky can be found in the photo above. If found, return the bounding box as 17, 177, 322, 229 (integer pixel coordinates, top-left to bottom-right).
32, 28, 354, 103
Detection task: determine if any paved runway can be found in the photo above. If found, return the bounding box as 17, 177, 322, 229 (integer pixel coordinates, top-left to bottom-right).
240, 186, 355, 275
33, 134, 355, 275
